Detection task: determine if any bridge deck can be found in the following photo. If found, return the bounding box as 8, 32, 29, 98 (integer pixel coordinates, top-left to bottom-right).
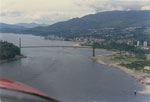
21, 46, 91, 48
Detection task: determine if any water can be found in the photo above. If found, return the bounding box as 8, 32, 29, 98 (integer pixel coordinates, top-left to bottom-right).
0, 33, 150, 102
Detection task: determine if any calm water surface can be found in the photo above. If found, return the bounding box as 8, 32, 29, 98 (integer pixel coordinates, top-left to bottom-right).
0, 33, 150, 102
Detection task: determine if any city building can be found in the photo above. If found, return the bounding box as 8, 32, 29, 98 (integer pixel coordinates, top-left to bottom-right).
143, 41, 148, 47
137, 41, 140, 46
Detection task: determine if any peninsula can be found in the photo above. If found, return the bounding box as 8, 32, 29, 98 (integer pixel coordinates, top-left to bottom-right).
0, 41, 24, 63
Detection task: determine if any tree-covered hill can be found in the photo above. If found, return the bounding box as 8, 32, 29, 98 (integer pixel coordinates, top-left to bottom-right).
22, 10, 150, 38
0, 10, 150, 40
0, 41, 20, 60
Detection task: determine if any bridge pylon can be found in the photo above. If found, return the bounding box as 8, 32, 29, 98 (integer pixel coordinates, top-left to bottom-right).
93, 47, 95, 57
19, 38, 21, 55
92, 42, 96, 57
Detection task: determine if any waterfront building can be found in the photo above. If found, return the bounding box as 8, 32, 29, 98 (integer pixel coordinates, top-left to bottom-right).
137, 41, 140, 46
143, 41, 148, 47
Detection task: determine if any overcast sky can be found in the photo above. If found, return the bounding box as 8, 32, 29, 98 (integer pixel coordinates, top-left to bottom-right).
0, 0, 149, 24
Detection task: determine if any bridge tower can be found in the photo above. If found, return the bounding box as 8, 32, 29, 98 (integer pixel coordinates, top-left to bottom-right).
93, 47, 95, 56
19, 38, 21, 55
92, 42, 96, 57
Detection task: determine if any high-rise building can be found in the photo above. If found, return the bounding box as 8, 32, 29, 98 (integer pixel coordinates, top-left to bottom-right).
143, 41, 148, 47
137, 41, 140, 46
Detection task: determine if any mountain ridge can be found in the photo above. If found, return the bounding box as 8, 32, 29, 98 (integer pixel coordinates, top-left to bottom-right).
15, 22, 48, 28
0, 10, 150, 40
23, 10, 150, 35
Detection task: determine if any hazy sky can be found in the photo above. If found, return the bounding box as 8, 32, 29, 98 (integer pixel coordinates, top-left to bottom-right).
0, 0, 149, 24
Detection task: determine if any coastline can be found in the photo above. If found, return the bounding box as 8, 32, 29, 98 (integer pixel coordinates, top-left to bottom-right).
90, 50, 150, 95
0, 55, 26, 64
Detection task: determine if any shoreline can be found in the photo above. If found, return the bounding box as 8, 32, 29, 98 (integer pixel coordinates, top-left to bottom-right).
90, 51, 150, 95
0, 55, 26, 64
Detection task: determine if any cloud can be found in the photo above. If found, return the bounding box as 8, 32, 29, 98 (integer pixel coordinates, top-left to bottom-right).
141, 5, 150, 10
74, 0, 149, 12
0, 11, 22, 17
0, 0, 149, 24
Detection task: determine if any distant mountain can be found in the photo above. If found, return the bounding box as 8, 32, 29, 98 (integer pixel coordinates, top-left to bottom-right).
0, 23, 26, 33
0, 23, 24, 29
15, 23, 48, 28
0, 22, 47, 33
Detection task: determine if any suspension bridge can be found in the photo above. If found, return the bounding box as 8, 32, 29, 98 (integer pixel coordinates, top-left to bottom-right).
18, 38, 96, 56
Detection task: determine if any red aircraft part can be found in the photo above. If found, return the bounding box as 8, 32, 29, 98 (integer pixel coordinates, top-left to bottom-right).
0, 78, 59, 102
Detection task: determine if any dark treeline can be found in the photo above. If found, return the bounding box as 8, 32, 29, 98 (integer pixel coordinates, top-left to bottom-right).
120, 60, 150, 70
0, 41, 20, 60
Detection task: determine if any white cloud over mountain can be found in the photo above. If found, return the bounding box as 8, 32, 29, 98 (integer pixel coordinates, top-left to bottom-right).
0, 0, 149, 24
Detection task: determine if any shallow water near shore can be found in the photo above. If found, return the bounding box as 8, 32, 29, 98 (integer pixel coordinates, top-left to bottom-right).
0, 33, 150, 102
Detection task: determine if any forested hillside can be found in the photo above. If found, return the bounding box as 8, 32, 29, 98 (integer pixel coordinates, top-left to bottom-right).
0, 10, 150, 40
0, 41, 20, 60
